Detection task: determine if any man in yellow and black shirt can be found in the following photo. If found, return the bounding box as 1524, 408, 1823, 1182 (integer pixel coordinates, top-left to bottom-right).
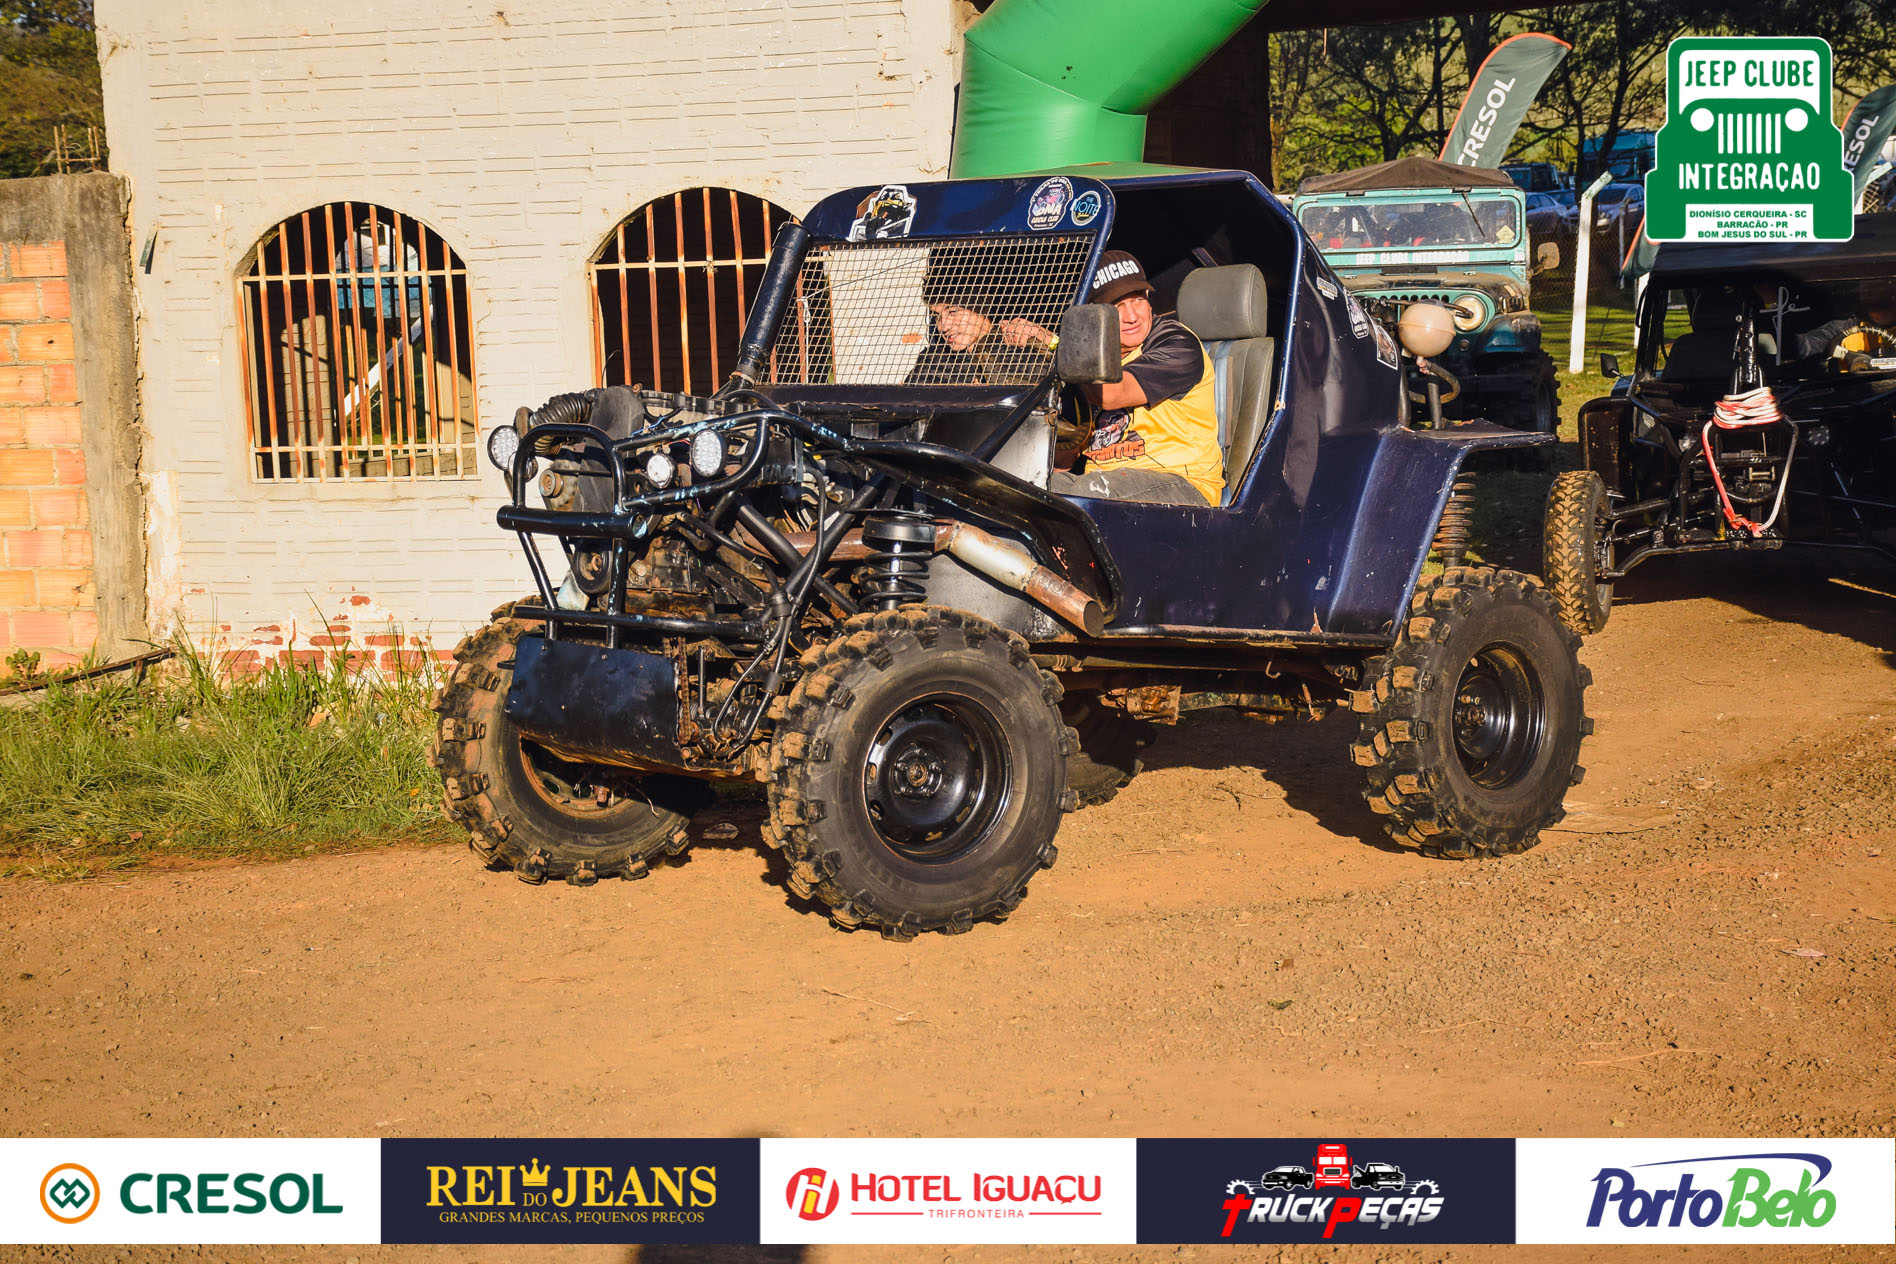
1040, 251, 1224, 507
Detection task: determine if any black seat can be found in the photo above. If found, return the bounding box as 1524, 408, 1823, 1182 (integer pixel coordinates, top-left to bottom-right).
1177, 264, 1275, 506
1661, 288, 1742, 383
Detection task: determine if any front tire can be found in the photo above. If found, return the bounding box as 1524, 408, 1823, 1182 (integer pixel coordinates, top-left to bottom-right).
430, 619, 707, 885
1544, 469, 1614, 634
766, 607, 1069, 940
1352, 568, 1591, 858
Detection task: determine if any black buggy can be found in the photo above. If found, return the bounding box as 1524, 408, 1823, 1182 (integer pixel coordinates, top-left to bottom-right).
431, 169, 1592, 939
1546, 214, 1896, 634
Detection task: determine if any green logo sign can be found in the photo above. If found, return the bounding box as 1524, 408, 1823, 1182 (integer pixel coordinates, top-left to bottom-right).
1646, 37, 1852, 241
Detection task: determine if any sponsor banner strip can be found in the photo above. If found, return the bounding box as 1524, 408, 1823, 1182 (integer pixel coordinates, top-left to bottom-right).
6, 1136, 1893, 1245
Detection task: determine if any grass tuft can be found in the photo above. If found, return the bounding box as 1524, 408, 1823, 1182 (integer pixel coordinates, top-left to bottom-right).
0, 636, 455, 881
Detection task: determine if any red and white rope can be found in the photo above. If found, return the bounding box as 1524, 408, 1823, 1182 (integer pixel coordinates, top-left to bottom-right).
1700, 386, 1795, 537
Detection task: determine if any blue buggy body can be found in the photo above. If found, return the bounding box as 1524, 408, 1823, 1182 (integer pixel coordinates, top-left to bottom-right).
431, 167, 1589, 938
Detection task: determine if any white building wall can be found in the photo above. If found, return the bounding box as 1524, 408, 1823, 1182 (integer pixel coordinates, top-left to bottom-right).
96, 0, 961, 654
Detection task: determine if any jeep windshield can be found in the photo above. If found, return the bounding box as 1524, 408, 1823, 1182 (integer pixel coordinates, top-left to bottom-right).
1297, 196, 1520, 250
756, 177, 1113, 393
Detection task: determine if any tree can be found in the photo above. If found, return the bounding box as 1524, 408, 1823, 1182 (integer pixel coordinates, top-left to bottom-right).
0, 0, 105, 179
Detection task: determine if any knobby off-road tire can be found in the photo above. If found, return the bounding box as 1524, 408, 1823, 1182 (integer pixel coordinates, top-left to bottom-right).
1061, 693, 1153, 808
766, 607, 1071, 940
1544, 469, 1614, 635
431, 618, 707, 886
1352, 567, 1592, 858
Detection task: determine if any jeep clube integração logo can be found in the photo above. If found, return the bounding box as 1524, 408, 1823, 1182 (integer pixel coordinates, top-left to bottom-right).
426, 1157, 716, 1226
1588, 1151, 1838, 1230
1220, 1143, 1445, 1240
1645, 37, 1852, 241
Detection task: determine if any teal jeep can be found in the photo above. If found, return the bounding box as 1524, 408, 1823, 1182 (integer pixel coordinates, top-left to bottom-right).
1293, 156, 1560, 433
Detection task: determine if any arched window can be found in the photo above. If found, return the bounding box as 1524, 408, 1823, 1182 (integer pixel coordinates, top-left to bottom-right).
591, 188, 794, 395
238, 204, 476, 480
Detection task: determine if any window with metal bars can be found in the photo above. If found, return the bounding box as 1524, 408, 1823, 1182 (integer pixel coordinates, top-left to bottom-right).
239, 204, 477, 481
591, 188, 794, 396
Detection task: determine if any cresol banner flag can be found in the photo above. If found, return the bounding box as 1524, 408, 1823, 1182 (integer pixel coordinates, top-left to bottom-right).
1841, 84, 1896, 199
1440, 33, 1572, 168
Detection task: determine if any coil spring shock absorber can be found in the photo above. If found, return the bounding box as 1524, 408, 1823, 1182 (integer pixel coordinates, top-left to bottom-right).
860, 513, 934, 610
1431, 474, 1475, 568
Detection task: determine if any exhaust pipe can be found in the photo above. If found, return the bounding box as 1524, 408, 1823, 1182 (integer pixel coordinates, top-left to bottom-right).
934, 520, 1104, 636
775, 521, 1105, 635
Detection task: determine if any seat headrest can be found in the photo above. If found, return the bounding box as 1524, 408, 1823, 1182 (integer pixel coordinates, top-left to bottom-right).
1177, 264, 1269, 342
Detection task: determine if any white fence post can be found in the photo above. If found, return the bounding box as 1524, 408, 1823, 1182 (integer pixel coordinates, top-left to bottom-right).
1568, 170, 1616, 374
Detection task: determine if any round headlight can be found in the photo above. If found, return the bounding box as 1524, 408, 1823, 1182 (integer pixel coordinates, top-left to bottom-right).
1450, 295, 1486, 332
688, 429, 727, 479
485, 425, 520, 473
644, 451, 677, 488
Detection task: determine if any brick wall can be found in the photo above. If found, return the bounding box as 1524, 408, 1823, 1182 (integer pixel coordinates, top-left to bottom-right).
97, 0, 960, 657
0, 240, 97, 668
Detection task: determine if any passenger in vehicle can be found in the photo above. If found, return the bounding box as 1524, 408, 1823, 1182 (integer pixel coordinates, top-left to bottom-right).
1796, 279, 1896, 365
907, 267, 1051, 387
1005, 250, 1223, 507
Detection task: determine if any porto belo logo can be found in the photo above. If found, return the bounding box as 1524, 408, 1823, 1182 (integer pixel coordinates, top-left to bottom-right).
1589, 1151, 1839, 1229
1220, 1143, 1445, 1239
41, 1163, 100, 1225
786, 1167, 842, 1221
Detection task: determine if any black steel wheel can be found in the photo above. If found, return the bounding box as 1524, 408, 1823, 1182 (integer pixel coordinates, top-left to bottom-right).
1352, 567, 1591, 859
1544, 469, 1614, 634
766, 606, 1070, 940
430, 619, 707, 885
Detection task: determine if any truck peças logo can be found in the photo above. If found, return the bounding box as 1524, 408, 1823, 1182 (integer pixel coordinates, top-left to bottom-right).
426, 1158, 716, 1226
1588, 1152, 1839, 1229
1645, 37, 1852, 241
1221, 1143, 1444, 1239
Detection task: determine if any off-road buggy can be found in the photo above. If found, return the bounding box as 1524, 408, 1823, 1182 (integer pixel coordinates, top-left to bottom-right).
431, 168, 1592, 939
1545, 213, 1896, 634
1292, 157, 1563, 434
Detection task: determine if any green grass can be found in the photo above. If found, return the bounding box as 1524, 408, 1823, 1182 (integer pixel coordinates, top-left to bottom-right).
0, 640, 455, 881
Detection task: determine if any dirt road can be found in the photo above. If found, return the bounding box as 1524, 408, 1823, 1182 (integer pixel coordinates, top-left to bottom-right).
5, 551, 1895, 1264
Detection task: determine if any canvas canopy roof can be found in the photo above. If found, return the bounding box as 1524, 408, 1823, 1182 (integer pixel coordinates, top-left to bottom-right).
1298, 155, 1518, 194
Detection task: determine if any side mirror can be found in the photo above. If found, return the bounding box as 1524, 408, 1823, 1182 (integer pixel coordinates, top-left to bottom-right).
1599, 352, 1620, 377
1055, 305, 1122, 384
1535, 240, 1560, 275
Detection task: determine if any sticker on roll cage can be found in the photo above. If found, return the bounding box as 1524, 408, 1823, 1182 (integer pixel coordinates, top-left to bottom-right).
1314, 274, 1339, 300
1371, 317, 1399, 368
1345, 294, 1372, 339
1069, 189, 1103, 227
848, 185, 918, 242
1028, 176, 1074, 230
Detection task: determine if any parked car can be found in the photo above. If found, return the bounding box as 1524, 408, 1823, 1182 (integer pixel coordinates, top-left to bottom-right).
1593, 182, 1645, 231
1525, 191, 1577, 239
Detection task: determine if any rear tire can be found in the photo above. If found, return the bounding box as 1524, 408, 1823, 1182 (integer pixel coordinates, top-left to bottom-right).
767, 607, 1069, 940
430, 619, 707, 885
1544, 469, 1614, 634
1352, 567, 1591, 858
1061, 693, 1152, 808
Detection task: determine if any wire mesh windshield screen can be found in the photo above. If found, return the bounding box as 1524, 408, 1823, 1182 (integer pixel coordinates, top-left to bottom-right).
767, 234, 1095, 386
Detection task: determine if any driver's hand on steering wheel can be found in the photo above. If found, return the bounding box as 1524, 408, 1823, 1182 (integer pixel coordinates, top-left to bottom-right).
999, 317, 1056, 349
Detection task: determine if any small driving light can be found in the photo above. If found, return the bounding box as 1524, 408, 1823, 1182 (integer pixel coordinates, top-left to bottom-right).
688, 429, 727, 479
485, 425, 520, 473
644, 450, 677, 488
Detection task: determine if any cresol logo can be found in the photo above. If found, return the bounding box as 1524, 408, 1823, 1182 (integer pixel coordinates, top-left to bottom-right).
1589, 1152, 1837, 1229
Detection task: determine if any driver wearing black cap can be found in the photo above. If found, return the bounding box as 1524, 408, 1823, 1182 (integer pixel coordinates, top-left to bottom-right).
1011, 250, 1222, 506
